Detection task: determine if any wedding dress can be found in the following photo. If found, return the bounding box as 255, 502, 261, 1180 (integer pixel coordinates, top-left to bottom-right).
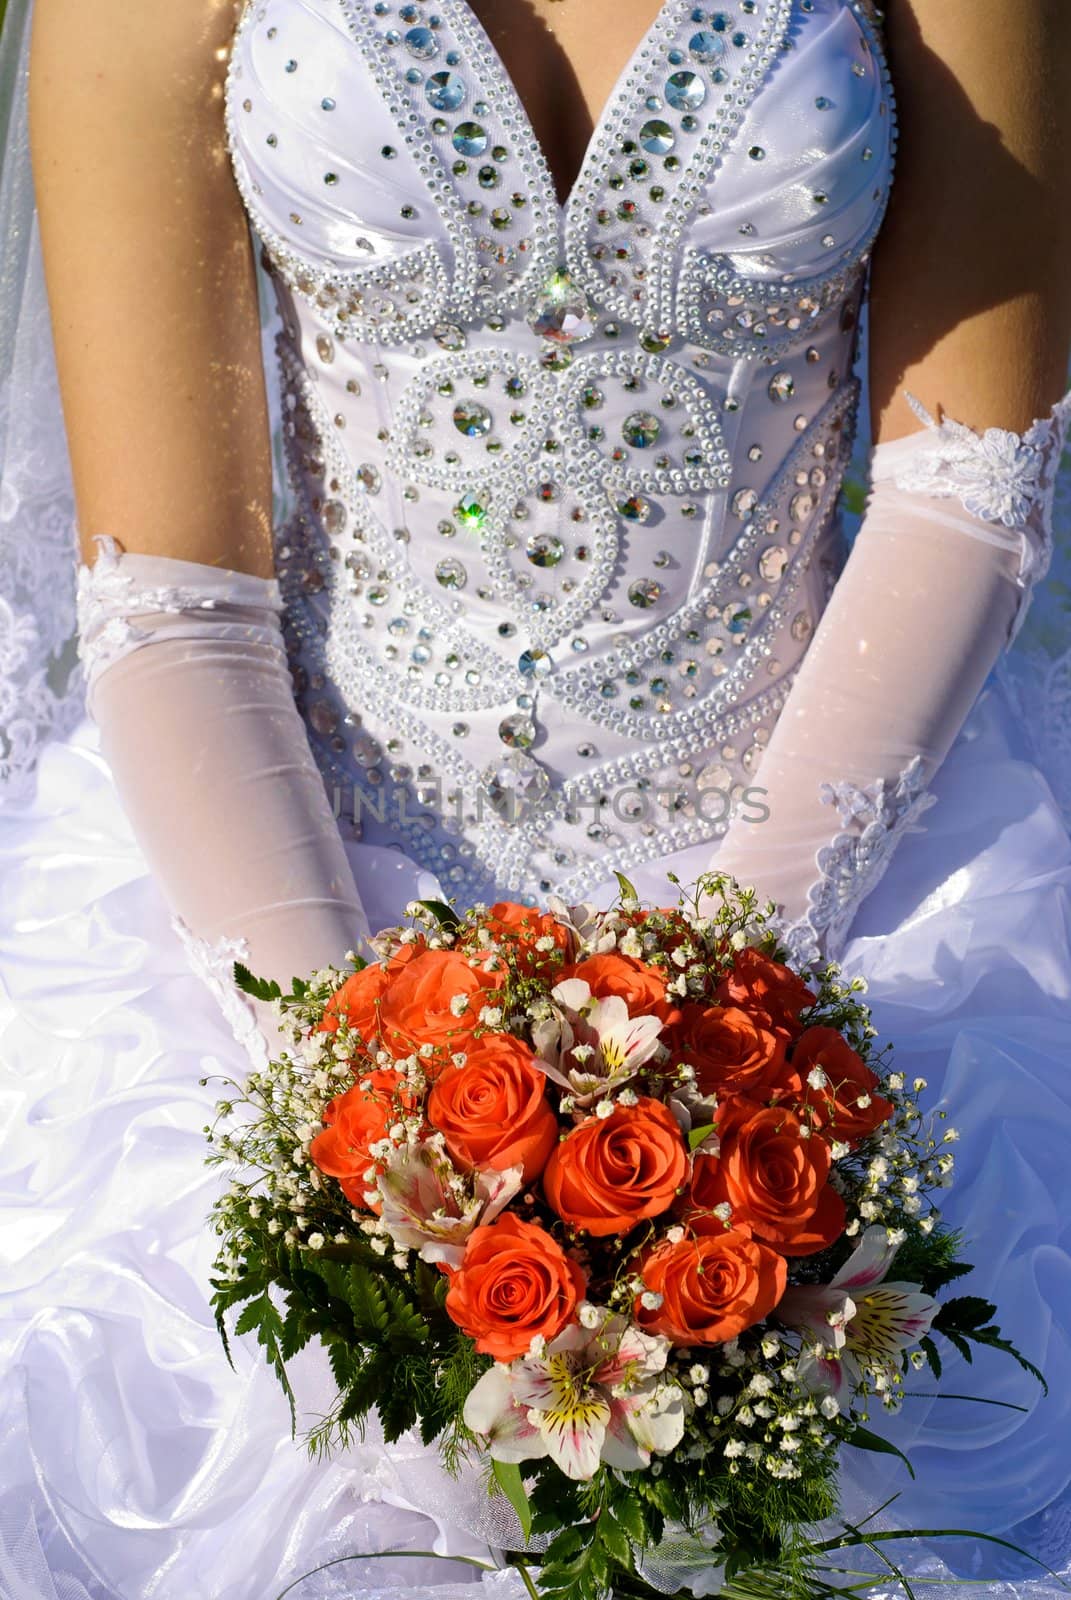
2, 0, 1071, 1596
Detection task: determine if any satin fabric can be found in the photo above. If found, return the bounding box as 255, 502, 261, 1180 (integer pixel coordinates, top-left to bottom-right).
2, 669, 1071, 1599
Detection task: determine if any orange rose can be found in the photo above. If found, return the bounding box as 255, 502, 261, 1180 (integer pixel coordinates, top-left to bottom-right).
319, 943, 422, 1044
444, 1213, 586, 1362
714, 948, 816, 1040
664, 1001, 789, 1098
635, 1220, 787, 1345
427, 1034, 558, 1181
562, 953, 682, 1026
376, 947, 508, 1057
782, 1027, 895, 1147
689, 1101, 845, 1256
543, 1097, 688, 1236
480, 901, 574, 979
319, 966, 387, 1044
309, 1069, 408, 1209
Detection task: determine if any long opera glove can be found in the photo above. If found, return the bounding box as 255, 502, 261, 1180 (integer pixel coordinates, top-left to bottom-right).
707, 392, 1071, 966
76, 534, 371, 1064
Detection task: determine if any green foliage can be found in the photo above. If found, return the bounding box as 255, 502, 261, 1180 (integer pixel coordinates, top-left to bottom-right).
416, 898, 461, 929
229, 1284, 296, 1428
492, 1461, 533, 1541
232, 959, 352, 1004
889, 1225, 973, 1298
233, 961, 282, 1003
839, 475, 868, 517
933, 1296, 1048, 1394
211, 1237, 463, 1459
535, 1512, 617, 1600
842, 1421, 916, 1480
918, 1334, 943, 1380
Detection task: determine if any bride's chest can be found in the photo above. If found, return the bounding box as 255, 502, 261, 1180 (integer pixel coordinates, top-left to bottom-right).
224, 0, 894, 348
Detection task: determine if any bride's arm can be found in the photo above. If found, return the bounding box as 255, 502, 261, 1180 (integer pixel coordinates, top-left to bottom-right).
707, 0, 1071, 962
30, 0, 274, 574
30, 0, 370, 1043
870, 0, 1071, 445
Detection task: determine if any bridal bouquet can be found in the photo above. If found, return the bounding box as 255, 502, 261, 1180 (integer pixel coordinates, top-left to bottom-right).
208, 874, 1043, 1599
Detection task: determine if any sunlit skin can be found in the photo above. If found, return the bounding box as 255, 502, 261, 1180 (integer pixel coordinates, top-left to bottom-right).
871, 1, 1071, 442
30, 0, 275, 574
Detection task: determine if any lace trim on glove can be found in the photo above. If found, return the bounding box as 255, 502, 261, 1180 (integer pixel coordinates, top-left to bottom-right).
891, 390, 1071, 646
75, 532, 284, 683
170, 914, 271, 1075
775, 754, 938, 968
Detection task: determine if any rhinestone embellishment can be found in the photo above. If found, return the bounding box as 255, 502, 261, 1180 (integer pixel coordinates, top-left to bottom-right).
222, 0, 896, 904
527, 270, 596, 344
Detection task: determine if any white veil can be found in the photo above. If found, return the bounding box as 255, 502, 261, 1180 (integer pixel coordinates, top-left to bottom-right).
0, 0, 82, 804
0, 0, 1069, 821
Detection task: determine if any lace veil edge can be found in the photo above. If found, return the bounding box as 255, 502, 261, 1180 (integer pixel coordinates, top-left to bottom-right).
0, 0, 83, 803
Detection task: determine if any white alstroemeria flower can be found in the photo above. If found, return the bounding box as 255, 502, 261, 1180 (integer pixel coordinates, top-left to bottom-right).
463, 1312, 685, 1481
376, 1142, 522, 1269
365, 924, 409, 960
777, 1225, 938, 1409
529, 980, 665, 1108
666, 1078, 719, 1138
543, 897, 616, 954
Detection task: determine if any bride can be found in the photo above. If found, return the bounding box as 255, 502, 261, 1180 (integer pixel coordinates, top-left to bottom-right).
1, 0, 1070, 1593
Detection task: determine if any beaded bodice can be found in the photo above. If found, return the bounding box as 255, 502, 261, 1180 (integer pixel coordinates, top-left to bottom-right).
224, 0, 895, 906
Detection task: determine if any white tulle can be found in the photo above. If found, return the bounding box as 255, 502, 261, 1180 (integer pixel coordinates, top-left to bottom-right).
709, 404, 1068, 966
74, 533, 285, 694
885, 391, 1071, 644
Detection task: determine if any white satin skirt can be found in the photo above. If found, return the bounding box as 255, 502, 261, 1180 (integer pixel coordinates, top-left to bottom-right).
2, 674, 1071, 1600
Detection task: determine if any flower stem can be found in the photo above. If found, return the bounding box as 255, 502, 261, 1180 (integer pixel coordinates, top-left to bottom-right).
514, 1560, 542, 1600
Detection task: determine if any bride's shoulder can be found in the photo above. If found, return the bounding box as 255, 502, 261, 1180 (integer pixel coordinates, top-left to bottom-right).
29, 0, 243, 101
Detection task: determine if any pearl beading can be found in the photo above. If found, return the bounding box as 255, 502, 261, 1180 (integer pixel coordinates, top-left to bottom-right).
224, 3, 463, 343
271, 299, 857, 904
677, 248, 869, 361
386, 347, 560, 496
643, 0, 799, 339
561, 0, 796, 334
433, 0, 562, 306
221, 0, 897, 905
549, 377, 858, 733
278, 339, 523, 710
337, 0, 564, 317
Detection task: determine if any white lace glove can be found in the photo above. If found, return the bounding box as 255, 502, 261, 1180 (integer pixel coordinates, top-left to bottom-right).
76, 534, 371, 1065
709, 393, 1071, 966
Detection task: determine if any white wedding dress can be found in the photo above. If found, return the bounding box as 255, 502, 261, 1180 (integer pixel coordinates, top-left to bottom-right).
2, 0, 1071, 1596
